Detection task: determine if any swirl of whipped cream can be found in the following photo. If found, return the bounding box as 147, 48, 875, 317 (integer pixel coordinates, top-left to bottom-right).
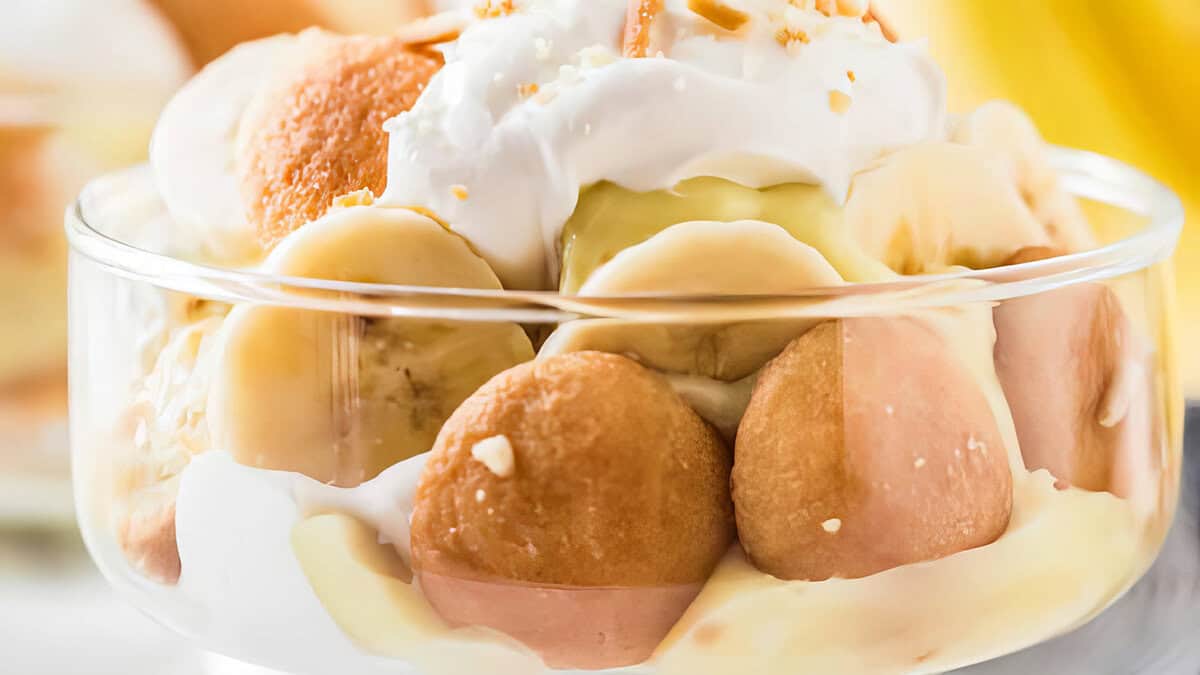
381, 0, 947, 289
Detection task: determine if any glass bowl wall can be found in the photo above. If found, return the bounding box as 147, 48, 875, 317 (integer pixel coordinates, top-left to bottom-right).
67, 149, 1184, 675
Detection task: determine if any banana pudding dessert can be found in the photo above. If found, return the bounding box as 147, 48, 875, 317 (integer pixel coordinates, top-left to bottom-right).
69, 1, 1181, 674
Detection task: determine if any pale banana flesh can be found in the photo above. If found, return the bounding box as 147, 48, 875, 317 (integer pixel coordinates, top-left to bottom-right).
559, 177, 892, 292
546, 219, 845, 379
950, 102, 1096, 253
844, 142, 1055, 274
208, 206, 535, 487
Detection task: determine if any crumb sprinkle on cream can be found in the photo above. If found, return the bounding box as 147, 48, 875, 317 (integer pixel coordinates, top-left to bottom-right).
474, 0, 516, 19
829, 90, 852, 114
688, 0, 751, 32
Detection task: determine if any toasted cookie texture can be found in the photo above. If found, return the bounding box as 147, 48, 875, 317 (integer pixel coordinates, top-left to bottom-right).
236, 33, 442, 250
994, 249, 1155, 498
411, 351, 734, 668
733, 317, 1013, 581
117, 490, 181, 585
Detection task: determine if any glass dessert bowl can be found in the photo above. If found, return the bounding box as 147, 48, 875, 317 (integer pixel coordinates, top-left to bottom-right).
67, 1, 1185, 674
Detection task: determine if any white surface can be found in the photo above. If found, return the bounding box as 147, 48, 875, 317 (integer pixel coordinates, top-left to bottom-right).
0, 533, 204, 675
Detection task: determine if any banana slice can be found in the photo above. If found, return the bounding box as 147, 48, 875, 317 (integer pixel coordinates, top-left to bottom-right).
844, 142, 1053, 274
952, 102, 1097, 252
150, 34, 302, 262
208, 206, 534, 487
543, 220, 843, 391
560, 177, 891, 293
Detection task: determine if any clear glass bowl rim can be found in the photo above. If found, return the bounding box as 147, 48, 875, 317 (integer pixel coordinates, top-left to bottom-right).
66, 147, 1185, 324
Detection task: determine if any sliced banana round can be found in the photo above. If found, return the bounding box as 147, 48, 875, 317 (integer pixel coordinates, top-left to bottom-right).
150, 34, 303, 262
208, 206, 534, 487
952, 101, 1097, 252
576, 220, 843, 296
844, 142, 1053, 274
542, 220, 843, 431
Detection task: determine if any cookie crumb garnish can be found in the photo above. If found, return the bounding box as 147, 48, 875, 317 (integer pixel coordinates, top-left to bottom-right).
331, 188, 375, 209
688, 0, 750, 32
450, 184, 469, 200
472, 435, 516, 477
775, 27, 810, 51
623, 0, 664, 58
829, 89, 852, 114
518, 82, 540, 98
474, 0, 516, 19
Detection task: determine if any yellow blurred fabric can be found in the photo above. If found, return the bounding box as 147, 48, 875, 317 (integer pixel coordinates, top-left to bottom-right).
878, 0, 1200, 395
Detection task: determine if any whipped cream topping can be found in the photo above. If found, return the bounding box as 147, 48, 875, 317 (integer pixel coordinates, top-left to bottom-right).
381, 0, 946, 288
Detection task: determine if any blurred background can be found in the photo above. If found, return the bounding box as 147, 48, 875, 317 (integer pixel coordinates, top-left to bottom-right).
0, 1, 1196, 673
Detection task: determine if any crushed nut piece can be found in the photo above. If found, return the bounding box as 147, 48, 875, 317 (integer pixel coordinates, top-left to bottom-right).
775, 27, 810, 50
332, 188, 375, 209
847, 69, 856, 82
623, 0, 664, 58
474, 0, 516, 19
829, 89, 852, 114
822, 518, 843, 533
471, 435, 515, 477
450, 184, 469, 200
688, 0, 750, 32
